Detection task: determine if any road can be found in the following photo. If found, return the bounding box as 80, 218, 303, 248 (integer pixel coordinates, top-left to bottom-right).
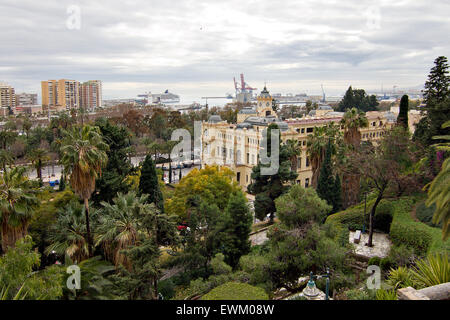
26, 156, 201, 184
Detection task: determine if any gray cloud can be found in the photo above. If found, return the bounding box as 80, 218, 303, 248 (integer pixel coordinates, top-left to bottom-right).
0, 0, 449, 101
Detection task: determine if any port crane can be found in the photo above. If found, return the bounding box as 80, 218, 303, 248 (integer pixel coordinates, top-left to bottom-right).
233, 73, 257, 95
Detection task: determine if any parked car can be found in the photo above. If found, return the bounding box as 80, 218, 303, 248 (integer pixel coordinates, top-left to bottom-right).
177, 222, 188, 231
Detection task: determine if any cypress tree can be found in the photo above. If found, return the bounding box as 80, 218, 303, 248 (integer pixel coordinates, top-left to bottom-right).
58, 174, 66, 191
331, 174, 342, 213
397, 95, 409, 129
317, 142, 335, 211
219, 191, 253, 268
139, 154, 164, 211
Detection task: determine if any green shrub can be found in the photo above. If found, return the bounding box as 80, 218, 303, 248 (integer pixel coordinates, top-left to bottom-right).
368, 257, 382, 266
201, 282, 269, 300
374, 202, 394, 233
387, 245, 417, 268
210, 253, 232, 275
344, 288, 376, 300
158, 279, 175, 300
380, 257, 394, 272
315, 271, 355, 294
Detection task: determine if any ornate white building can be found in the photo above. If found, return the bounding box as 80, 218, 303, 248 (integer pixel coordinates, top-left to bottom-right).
201, 86, 414, 190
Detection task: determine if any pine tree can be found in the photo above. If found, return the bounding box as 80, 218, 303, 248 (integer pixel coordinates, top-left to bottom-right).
337, 86, 378, 112
139, 154, 164, 212
397, 95, 409, 129
247, 124, 298, 223
337, 86, 354, 112
414, 56, 450, 145
92, 118, 134, 205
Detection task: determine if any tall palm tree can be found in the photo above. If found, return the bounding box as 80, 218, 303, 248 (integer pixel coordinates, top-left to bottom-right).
26, 148, 49, 182
306, 123, 340, 188
95, 192, 157, 269
426, 120, 450, 240
0, 150, 14, 172
340, 108, 369, 148
285, 139, 301, 172
0, 167, 38, 251
45, 201, 90, 263
60, 125, 109, 257
340, 108, 369, 208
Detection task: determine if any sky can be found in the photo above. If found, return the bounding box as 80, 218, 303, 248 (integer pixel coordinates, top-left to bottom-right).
1, 0, 449, 103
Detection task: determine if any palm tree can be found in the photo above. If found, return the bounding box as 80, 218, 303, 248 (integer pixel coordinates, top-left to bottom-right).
285, 139, 301, 172
340, 108, 368, 208
0, 167, 38, 251
45, 201, 91, 262
306, 123, 340, 188
26, 148, 50, 182
426, 120, 450, 240
95, 192, 158, 269
340, 108, 369, 148
0, 150, 14, 172
60, 125, 109, 257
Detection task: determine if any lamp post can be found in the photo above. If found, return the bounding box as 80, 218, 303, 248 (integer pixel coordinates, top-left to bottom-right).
302, 268, 331, 300
362, 192, 367, 234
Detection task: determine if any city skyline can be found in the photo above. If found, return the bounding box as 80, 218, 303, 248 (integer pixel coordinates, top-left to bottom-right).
1, 0, 449, 101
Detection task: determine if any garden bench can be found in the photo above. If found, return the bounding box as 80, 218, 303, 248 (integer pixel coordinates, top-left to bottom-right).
353, 230, 361, 244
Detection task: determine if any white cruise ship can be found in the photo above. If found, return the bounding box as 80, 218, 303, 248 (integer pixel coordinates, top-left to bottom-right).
137, 90, 180, 105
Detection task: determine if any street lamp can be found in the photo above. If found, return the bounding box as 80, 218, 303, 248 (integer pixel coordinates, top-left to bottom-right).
302, 269, 331, 300
362, 192, 367, 234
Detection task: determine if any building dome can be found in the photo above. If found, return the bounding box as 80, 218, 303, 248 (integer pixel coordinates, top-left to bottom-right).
208, 115, 222, 123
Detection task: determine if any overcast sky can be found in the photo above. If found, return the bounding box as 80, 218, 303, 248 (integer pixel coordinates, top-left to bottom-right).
1, 0, 449, 102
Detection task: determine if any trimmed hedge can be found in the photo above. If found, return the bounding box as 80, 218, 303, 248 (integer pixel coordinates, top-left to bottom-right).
389, 198, 433, 256
201, 282, 269, 300
325, 199, 394, 233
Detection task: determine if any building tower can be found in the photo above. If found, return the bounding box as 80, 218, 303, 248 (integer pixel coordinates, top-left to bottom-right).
256, 85, 276, 118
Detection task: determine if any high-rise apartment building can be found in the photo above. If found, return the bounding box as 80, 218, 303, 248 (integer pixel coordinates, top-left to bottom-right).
0, 82, 16, 109
41, 79, 80, 110
16, 92, 38, 106
80, 80, 102, 110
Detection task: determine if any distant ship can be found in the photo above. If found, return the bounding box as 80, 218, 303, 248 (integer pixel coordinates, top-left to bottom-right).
137, 90, 180, 105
